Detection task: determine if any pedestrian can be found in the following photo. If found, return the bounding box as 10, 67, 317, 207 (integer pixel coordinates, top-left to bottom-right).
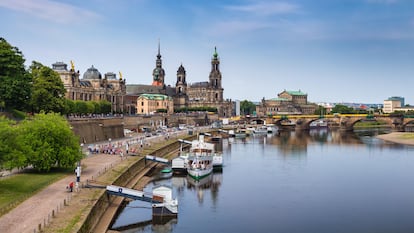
75, 166, 81, 183
69, 181, 74, 192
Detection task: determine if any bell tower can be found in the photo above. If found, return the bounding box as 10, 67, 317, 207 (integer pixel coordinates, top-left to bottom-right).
209, 47, 222, 89
152, 40, 165, 86
176, 64, 187, 95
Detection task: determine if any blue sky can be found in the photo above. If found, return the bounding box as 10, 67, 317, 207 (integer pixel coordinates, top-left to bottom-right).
1, 0, 414, 104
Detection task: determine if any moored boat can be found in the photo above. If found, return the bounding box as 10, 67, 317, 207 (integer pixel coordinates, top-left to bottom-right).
173, 133, 223, 175
186, 134, 214, 180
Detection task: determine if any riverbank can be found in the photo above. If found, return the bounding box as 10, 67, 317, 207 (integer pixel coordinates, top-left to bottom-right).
376, 132, 414, 146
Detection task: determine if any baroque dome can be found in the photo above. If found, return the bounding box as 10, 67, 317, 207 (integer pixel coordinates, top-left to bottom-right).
83, 65, 102, 80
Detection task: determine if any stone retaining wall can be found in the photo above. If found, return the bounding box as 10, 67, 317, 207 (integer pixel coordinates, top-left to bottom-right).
77, 138, 194, 233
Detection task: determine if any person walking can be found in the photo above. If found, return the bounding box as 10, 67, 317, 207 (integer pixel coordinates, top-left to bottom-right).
69, 181, 74, 192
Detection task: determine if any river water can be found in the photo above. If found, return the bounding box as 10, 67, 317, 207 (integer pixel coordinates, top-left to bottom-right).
110, 129, 414, 233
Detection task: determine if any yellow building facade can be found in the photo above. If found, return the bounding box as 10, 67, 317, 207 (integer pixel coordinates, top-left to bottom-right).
136, 94, 174, 115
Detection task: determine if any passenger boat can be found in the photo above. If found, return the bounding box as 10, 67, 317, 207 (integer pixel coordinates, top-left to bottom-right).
186, 134, 214, 180
253, 126, 268, 134
310, 119, 328, 129
172, 133, 223, 174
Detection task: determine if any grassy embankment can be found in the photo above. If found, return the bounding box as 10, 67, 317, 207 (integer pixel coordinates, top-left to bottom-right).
354, 120, 389, 128
0, 169, 69, 216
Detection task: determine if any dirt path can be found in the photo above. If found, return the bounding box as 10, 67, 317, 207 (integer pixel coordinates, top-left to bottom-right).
0, 153, 124, 233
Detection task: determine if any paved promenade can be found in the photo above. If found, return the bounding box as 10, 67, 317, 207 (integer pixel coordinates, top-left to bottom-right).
0, 128, 198, 233
0, 153, 123, 233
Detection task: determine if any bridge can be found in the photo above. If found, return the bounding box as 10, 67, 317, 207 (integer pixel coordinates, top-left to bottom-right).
240, 114, 414, 132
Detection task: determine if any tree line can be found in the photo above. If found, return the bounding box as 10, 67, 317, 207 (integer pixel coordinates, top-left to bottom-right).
0, 38, 84, 171
0, 38, 112, 116
0, 113, 82, 171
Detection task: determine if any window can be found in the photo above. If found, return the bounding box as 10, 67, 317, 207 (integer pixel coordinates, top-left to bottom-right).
141, 102, 144, 106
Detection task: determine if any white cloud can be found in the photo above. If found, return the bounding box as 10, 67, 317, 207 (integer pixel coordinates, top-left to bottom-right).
225, 1, 300, 16
0, 0, 100, 24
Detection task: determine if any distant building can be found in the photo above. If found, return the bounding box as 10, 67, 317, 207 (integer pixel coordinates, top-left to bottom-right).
233, 100, 241, 116
383, 96, 404, 113
126, 45, 233, 117
52, 62, 126, 113
256, 90, 317, 116
136, 94, 173, 115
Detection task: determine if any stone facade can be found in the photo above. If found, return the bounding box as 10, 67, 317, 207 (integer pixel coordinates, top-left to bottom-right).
126, 46, 233, 117
52, 62, 126, 113
257, 90, 317, 116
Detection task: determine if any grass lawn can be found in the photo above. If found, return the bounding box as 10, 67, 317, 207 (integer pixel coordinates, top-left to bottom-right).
399, 133, 414, 139
0, 169, 69, 216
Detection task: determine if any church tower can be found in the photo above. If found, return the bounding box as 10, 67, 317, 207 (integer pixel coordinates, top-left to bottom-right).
209, 47, 223, 101
152, 41, 165, 86
176, 64, 187, 95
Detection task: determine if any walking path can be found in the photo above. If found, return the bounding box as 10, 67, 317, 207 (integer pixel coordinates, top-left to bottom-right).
0, 128, 200, 233
0, 153, 123, 233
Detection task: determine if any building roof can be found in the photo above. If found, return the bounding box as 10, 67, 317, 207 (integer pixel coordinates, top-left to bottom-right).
83, 65, 102, 80
126, 84, 164, 95
269, 97, 289, 101
138, 93, 172, 100
190, 81, 209, 88
285, 90, 307, 96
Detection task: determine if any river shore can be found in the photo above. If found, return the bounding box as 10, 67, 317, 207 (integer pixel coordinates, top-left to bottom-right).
376, 132, 414, 146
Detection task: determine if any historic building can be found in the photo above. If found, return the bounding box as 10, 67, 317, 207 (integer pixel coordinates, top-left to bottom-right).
52, 62, 126, 113
126, 45, 233, 117
256, 90, 317, 116
136, 94, 174, 115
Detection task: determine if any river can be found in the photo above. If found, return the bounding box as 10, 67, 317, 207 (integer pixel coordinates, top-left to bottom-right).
110, 129, 414, 233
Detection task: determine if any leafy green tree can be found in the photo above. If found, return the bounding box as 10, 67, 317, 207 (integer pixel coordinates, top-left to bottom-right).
99, 100, 112, 114
314, 105, 327, 116
64, 99, 75, 115
29, 61, 66, 113
74, 100, 88, 114
0, 117, 27, 169
331, 104, 355, 114
240, 100, 256, 115
18, 112, 82, 171
0, 38, 32, 111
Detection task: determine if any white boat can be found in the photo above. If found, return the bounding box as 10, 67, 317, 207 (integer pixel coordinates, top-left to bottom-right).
253, 126, 268, 134
186, 134, 214, 180
310, 119, 328, 129
173, 133, 223, 174
266, 124, 277, 133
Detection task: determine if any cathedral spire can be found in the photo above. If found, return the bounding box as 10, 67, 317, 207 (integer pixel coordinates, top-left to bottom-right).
152, 39, 165, 86
157, 39, 161, 59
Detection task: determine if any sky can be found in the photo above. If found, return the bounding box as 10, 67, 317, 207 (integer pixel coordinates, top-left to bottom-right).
1, 0, 414, 104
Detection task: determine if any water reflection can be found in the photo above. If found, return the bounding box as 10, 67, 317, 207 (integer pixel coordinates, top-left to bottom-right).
111, 172, 223, 232
110, 129, 414, 233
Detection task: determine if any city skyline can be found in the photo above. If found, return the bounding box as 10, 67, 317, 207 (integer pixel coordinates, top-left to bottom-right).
1, 0, 413, 104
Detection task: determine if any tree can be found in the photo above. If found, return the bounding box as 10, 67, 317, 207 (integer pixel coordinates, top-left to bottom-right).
240, 100, 256, 115
29, 61, 66, 113
0, 117, 27, 169
18, 112, 83, 171
314, 105, 327, 116
331, 104, 355, 114
0, 38, 32, 111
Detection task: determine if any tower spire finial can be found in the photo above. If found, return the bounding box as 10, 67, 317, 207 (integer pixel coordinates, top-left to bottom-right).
158, 38, 160, 56
213, 46, 218, 58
